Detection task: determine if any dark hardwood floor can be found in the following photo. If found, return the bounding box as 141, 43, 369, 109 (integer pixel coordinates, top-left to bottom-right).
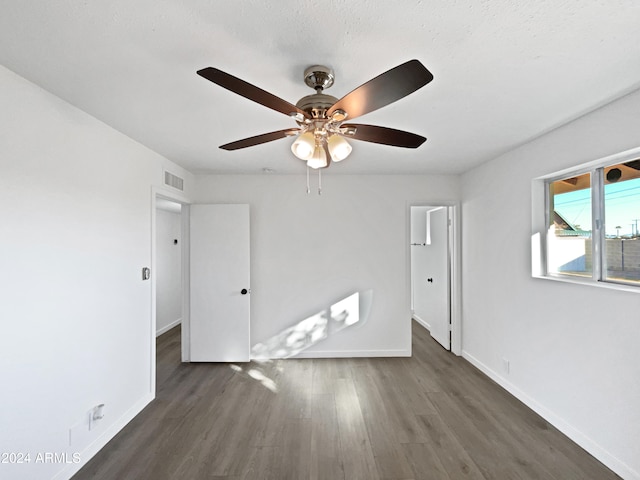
73, 322, 620, 479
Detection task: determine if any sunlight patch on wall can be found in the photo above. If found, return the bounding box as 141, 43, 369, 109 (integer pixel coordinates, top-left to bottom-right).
251, 290, 372, 360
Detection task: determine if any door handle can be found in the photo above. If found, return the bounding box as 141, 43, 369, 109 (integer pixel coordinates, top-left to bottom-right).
240, 288, 250, 295
427, 278, 433, 283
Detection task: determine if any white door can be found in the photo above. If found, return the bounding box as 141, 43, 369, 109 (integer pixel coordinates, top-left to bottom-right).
425, 207, 450, 349
189, 204, 250, 362
411, 206, 450, 350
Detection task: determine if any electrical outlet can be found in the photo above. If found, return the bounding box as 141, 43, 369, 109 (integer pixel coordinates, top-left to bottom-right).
502, 357, 510, 375
89, 404, 105, 430
69, 403, 105, 446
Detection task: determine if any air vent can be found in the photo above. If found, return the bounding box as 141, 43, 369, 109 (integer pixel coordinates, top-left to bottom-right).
164, 171, 184, 191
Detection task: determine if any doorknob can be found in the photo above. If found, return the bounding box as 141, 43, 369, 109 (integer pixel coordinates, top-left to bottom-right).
427, 278, 433, 283
240, 288, 250, 295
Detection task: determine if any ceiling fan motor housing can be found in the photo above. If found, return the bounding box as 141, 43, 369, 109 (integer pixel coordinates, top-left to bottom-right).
295, 92, 339, 119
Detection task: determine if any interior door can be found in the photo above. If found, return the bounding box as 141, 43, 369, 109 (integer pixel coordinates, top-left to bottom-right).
412, 206, 450, 350
425, 207, 450, 349
189, 204, 250, 362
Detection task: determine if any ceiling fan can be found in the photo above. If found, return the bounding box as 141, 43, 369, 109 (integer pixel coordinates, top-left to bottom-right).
196, 60, 433, 170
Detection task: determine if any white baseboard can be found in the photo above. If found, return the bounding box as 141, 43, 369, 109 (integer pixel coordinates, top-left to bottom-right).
290, 349, 410, 359
156, 318, 181, 337
462, 350, 639, 480
412, 315, 431, 331
53, 393, 154, 480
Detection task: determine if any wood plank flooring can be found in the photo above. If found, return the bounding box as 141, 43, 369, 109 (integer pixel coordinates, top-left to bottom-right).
72, 322, 620, 479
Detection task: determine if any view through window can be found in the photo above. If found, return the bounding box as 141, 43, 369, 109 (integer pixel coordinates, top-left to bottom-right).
603, 160, 640, 284
548, 172, 592, 278
547, 159, 640, 286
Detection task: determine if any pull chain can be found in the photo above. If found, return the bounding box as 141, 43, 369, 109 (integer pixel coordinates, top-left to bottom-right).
305, 166, 323, 195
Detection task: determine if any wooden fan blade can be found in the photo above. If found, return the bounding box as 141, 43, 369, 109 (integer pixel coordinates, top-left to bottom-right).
220, 128, 301, 151
342, 124, 426, 148
327, 60, 433, 121
198, 67, 309, 119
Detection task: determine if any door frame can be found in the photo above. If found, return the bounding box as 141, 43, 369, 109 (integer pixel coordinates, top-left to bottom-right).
151, 187, 191, 395
408, 202, 461, 355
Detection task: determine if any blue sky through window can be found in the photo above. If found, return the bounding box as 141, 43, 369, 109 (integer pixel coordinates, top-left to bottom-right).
604, 178, 640, 236
554, 177, 640, 236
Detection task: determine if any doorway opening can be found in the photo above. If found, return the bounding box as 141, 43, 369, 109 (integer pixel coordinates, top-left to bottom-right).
410, 204, 461, 354
151, 190, 189, 396
155, 198, 183, 337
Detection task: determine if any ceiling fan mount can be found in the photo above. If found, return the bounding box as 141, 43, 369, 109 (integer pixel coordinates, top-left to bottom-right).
303, 65, 335, 91
196, 59, 434, 170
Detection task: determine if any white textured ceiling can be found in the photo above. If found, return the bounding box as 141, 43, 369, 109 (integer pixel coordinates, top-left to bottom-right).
1, 1, 640, 175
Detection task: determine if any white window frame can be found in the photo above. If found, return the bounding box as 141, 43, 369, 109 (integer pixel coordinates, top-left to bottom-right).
532, 146, 640, 293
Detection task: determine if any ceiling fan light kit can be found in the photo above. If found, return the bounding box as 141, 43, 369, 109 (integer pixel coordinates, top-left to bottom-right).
197, 59, 433, 193
307, 144, 328, 170
327, 134, 352, 162
290, 131, 315, 160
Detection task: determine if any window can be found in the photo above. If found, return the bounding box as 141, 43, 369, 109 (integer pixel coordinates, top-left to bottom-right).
548, 172, 592, 278
603, 160, 640, 284
544, 158, 640, 287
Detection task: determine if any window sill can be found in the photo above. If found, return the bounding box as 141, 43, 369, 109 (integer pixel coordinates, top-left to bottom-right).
532, 273, 640, 294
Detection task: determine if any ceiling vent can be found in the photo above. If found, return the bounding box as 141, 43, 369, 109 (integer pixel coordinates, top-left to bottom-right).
164, 171, 184, 191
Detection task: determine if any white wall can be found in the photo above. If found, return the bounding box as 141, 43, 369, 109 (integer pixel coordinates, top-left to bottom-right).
155, 208, 182, 335
0, 65, 193, 480
461, 88, 640, 479
195, 174, 459, 357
